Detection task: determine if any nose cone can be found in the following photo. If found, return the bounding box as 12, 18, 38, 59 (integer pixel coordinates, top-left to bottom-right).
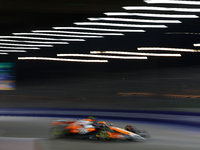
132, 135, 145, 141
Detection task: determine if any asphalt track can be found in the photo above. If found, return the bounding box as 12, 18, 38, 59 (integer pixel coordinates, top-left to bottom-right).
0, 117, 200, 150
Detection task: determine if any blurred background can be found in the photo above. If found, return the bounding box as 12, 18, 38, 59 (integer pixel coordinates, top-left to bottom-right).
0, 0, 200, 111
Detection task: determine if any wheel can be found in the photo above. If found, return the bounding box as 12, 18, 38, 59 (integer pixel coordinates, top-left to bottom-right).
97, 128, 110, 141
50, 126, 65, 139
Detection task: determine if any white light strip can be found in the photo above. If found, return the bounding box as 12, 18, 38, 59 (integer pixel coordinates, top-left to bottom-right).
53, 27, 145, 32
0, 50, 26, 52
0, 53, 8, 55
0, 36, 85, 41
166, 32, 200, 35
0, 42, 53, 47
138, 47, 200, 52
74, 22, 167, 28
90, 51, 181, 57
0, 39, 69, 44
32, 30, 123, 36
123, 6, 200, 12
88, 17, 181, 23
144, 0, 200, 5
18, 57, 108, 63
193, 43, 200, 47
0, 46, 39, 50
104, 12, 199, 18
57, 53, 147, 59
13, 33, 103, 38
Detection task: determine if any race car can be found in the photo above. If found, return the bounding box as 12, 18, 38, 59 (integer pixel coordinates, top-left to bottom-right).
50, 117, 149, 141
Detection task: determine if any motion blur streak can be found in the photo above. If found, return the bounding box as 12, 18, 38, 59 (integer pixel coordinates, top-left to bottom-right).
0, 53, 8, 55
0, 43, 53, 47
74, 22, 167, 28
194, 44, 200, 47
57, 53, 148, 59
0, 50, 26, 52
0, 46, 39, 50
88, 17, 181, 23
0, 62, 15, 90
13, 33, 104, 38
90, 51, 181, 57
32, 30, 124, 36
53, 27, 145, 32
18, 57, 109, 63
138, 47, 200, 52
118, 92, 200, 99
123, 6, 200, 12
0, 36, 85, 41
104, 12, 199, 18
166, 32, 200, 35
144, 0, 200, 5
0, 39, 69, 44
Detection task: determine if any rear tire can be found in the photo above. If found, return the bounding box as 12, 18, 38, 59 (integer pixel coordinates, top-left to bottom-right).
50, 126, 65, 139
97, 128, 110, 141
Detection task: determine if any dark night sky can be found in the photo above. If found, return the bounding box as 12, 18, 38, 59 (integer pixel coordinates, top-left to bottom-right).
0, 0, 200, 75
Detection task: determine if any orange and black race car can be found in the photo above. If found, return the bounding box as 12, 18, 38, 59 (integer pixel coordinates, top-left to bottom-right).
50, 118, 150, 141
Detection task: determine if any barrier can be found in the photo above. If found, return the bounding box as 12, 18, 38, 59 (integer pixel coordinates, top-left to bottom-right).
0, 108, 200, 127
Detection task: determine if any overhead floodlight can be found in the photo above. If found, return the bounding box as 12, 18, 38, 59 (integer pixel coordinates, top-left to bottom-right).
144, 0, 200, 5
32, 30, 123, 36
138, 47, 200, 52
13, 33, 103, 38
166, 32, 200, 35
194, 43, 200, 47
0, 36, 85, 41
0, 39, 69, 44
18, 57, 108, 63
90, 51, 181, 57
104, 12, 199, 18
74, 22, 167, 28
53, 27, 145, 32
57, 53, 148, 59
123, 6, 200, 12
0, 53, 8, 55
0, 50, 26, 52
0, 46, 39, 50
0, 42, 53, 47
88, 17, 181, 23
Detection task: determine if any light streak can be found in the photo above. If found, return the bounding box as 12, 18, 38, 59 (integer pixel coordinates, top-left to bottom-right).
0, 36, 85, 41
0, 42, 53, 47
166, 32, 200, 35
32, 30, 123, 36
0, 50, 26, 52
74, 22, 167, 28
123, 6, 200, 12
57, 53, 148, 59
0, 39, 69, 44
13, 33, 103, 38
104, 12, 199, 18
194, 43, 200, 47
90, 51, 181, 57
0, 53, 8, 55
53, 27, 145, 32
88, 17, 181, 23
144, 0, 200, 5
18, 57, 108, 63
0, 46, 39, 50
137, 47, 200, 52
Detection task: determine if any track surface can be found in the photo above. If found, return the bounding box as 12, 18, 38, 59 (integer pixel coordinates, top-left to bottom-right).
0, 117, 200, 150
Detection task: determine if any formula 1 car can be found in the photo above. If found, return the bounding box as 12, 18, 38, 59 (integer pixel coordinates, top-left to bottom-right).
50, 117, 149, 141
